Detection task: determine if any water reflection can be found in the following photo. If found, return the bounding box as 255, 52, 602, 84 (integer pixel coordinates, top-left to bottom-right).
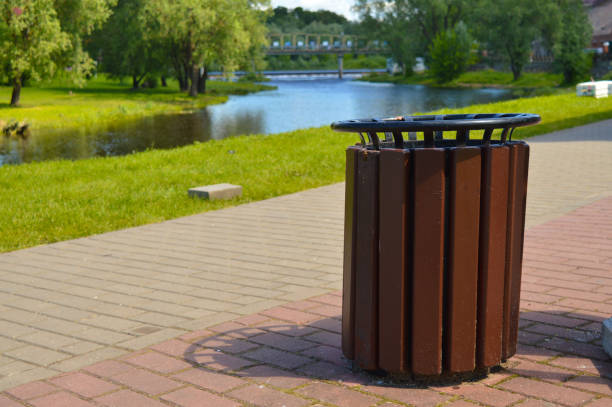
1, 78, 512, 165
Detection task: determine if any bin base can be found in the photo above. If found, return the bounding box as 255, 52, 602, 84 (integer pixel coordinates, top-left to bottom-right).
350, 362, 495, 385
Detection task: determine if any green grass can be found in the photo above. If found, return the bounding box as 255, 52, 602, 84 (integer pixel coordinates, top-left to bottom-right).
361, 69, 564, 89
2, 91, 612, 253
0, 76, 275, 131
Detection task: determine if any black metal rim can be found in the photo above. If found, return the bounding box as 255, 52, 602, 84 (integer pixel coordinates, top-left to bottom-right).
330, 113, 541, 133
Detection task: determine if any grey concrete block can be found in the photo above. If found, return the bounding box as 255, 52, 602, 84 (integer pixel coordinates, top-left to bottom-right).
188, 184, 242, 200
603, 318, 612, 359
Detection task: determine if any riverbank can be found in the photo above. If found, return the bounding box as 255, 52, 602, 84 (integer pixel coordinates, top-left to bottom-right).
0, 77, 275, 132
2, 91, 612, 252
361, 70, 566, 96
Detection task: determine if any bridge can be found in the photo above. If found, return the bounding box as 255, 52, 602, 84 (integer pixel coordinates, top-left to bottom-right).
266, 33, 388, 78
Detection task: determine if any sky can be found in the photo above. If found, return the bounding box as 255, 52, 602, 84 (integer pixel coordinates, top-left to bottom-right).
270, 0, 358, 20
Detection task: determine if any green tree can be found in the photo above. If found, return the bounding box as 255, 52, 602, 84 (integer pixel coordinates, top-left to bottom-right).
90, 0, 166, 89
475, 0, 556, 80
53, 0, 116, 83
429, 22, 472, 83
375, 8, 416, 76
552, 0, 592, 84
0, 1, 69, 106
143, 0, 269, 97
0, 0, 114, 106
355, 0, 470, 59
266, 6, 351, 33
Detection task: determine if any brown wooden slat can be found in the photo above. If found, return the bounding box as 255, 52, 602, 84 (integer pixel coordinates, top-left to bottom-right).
354, 149, 380, 370
502, 142, 530, 360
378, 149, 410, 373
342, 147, 359, 360
411, 148, 445, 375
476, 145, 510, 368
445, 147, 481, 373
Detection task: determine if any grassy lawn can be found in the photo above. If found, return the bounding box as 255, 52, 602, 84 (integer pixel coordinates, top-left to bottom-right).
0, 76, 275, 131
2, 91, 612, 252
361, 69, 564, 89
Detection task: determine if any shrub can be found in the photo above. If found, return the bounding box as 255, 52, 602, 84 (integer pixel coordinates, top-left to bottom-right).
429, 23, 472, 84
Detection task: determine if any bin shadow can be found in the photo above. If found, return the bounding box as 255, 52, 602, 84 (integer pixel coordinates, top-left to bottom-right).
516, 310, 612, 391
178, 310, 612, 392
181, 318, 376, 388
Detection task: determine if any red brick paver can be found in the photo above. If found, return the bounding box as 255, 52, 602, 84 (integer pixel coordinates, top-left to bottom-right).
1, 197, 611, 407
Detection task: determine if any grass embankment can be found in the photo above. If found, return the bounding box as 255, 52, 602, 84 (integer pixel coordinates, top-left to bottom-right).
0, 76, 275, 132
2, 91, 612, 252
361, 70, 565, 95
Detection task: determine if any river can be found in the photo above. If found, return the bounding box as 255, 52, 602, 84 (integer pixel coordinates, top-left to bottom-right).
0, 77, 513, 166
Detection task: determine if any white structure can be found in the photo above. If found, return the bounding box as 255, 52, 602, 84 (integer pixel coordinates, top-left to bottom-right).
576, 81, 612, 98
386, 57, 427, 74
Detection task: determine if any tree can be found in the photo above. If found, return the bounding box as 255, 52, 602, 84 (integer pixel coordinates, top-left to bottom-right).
266, 6, 350, 33
0, 0, 114, 106
90, 0, 166, 89
355, 0, 470, 60
429, 22, 472, 83
474, 0, 556, 80
552, 0, 592, 84
0, 1, 69, 106
53, 0, 116, 84
143, 0, 269, 97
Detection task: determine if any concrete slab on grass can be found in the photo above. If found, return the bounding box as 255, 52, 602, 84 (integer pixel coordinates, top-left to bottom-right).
188, 184, 242, 200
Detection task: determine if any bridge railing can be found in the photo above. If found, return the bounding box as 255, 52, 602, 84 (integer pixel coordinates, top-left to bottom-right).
266, 33, 387, 53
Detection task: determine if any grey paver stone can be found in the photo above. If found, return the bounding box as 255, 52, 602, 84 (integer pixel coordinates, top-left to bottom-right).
5, 345, 70, 366
188, 184, 242, 200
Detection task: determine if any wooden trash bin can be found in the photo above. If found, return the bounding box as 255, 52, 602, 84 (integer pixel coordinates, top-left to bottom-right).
331, 113, 540, 376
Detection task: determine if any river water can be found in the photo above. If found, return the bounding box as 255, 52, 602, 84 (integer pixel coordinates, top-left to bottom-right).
0, 77, 513, 165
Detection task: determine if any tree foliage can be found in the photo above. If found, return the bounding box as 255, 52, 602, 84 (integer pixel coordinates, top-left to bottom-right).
429, 22, 472, 83
142, 0, 269, 96
552, 0, 592, 84
474, 0, 558, 80
356, 0, 470, 59
0, 1, 69, 105
89, 0, 166, 89
0, 0, 114, 105
266, 6, 350, 33
53, 0, 116, 83
356, 0, 593, 82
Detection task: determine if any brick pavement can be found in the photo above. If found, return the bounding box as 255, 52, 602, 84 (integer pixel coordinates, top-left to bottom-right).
1, 195, 612, 406
0, 120, 611, 395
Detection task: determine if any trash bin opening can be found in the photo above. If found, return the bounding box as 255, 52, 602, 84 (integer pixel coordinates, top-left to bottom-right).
331, 113, 541, 149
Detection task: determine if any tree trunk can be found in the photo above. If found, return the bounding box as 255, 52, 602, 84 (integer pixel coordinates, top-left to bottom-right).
132, 75, 140, 89
510, 59, 522, 81
197, 66, 207, 94
181, 64, 191, 91
189, 65, 199, 97
10, 76, 21, 106
161, 76, 167, 87
177, 75, 186, 91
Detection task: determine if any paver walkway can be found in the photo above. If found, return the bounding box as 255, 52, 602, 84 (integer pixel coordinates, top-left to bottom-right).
1, 195, 612, 407
0, 119, 611, 396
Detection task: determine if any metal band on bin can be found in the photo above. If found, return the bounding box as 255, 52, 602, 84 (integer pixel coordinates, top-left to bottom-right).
331, 113, 541, 134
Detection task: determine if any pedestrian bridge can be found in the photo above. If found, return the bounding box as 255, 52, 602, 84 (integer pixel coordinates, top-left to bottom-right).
266, 33, 387, 55
265, 33, 388, 78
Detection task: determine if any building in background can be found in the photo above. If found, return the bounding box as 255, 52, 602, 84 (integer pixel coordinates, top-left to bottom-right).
587, 0, 612, 53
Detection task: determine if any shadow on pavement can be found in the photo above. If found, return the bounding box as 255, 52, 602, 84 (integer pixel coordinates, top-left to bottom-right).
177, 309, 611, 392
